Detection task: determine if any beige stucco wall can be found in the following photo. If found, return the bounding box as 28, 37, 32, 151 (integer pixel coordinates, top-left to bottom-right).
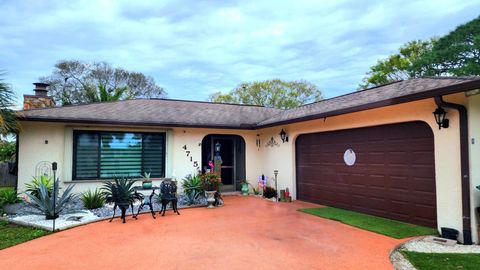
468, 93, 480, 242
16, 92, 479, 243
17, 123, 261, 195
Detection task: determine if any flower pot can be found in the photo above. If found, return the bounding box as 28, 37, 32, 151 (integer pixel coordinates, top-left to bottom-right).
241, 183, 249, 196
142, 181, 152, 189
2, 203, 23, 215
205, 190, 216, 208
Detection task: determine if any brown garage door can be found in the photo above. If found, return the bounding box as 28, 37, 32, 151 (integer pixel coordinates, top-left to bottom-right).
296, 121, 437, 227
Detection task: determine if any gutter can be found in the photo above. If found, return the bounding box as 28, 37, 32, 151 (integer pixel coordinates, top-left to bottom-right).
434, 96, 472, 245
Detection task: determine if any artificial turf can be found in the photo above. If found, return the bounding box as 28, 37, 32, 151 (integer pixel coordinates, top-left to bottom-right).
401, 251, 480, 270
299, 207, 437, 239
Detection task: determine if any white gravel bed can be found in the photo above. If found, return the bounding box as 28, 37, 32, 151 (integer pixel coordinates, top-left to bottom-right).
401, 236, 480, 254
390, 250, 416, 270
10, 211, 100, 231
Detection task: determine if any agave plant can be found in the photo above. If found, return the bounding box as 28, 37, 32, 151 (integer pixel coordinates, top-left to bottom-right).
81, 189, 105, 210
102, 177, 137, 205
25, 175, 53, 199
25, 180, 78, 219
182, 174, 204, 205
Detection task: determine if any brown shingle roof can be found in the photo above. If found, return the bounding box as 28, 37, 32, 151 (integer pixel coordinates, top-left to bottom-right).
257, 77, 480, 127
18, 99, 282, 129
18, 77, 480, 129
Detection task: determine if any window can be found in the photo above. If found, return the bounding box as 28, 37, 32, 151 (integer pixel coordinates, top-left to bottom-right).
73, 131, 166, 180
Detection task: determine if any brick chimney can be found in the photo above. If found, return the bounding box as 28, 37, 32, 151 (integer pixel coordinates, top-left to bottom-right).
23, 83, 56, 110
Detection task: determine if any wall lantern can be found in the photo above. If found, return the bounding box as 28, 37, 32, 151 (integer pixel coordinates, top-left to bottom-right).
279, 129, 289, 143
433, 106, 449, 130
256, 134, 261, 150
215, 142, 221, 154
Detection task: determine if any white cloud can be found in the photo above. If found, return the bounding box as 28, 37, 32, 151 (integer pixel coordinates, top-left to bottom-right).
0, 0, 479, 104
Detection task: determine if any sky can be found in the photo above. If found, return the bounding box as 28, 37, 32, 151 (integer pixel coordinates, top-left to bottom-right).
1, 0, 479, 106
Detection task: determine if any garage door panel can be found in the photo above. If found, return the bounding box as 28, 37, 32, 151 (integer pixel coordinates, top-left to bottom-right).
296, 121, 437, 227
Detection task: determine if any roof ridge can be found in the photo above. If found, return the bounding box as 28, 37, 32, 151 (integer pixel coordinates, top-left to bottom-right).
286, 80, 403, 111
148, 98, 282, 109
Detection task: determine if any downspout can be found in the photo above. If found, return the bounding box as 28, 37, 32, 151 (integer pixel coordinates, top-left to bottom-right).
14, 133, 19, 191
434, 96, 472, 245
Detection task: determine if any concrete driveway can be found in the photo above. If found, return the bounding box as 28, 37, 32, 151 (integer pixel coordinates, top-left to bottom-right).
0, 196, 402, 270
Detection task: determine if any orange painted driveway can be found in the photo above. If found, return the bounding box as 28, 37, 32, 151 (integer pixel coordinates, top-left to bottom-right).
0, 196, 402, 270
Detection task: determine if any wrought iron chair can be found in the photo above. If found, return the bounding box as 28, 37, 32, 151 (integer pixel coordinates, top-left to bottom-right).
158, 180, 180, 216
106, 183, 139, 223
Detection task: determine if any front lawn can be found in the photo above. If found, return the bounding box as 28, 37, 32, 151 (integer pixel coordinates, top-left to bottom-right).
0, 220, 50, 250
401, 251, 480, 270
299, 207, 437, 239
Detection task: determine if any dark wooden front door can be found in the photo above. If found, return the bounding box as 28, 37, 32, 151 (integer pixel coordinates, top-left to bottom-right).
295, 121, 437, 227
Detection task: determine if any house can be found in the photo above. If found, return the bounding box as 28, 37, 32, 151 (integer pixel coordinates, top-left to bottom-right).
16, 77, 480, 244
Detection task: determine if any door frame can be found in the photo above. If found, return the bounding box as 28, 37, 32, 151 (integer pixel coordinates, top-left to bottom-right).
201, 134, 246, 192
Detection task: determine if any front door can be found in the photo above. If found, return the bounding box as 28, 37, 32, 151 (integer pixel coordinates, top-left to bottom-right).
201, 135, 245, 192
210, 136, 235, 191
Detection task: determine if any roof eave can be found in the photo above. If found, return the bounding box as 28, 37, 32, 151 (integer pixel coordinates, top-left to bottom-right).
17, 117, 257, 130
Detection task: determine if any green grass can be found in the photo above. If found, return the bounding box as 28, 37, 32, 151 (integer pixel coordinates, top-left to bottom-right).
0, 220, 50, 250
298, 207, 437, 239
401, 251, 480, 270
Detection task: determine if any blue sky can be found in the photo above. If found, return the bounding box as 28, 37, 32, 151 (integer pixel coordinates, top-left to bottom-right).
1, 0, 479, 106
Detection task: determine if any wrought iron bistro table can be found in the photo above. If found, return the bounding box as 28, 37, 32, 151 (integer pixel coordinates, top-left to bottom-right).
132, 186, 159, 219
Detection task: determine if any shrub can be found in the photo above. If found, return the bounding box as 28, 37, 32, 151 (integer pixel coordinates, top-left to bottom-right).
102, 177, 136, 205
0, 188, 21, 205
182, 174, 204, 204
25, 175, 53, 199
81, 189, 105, 209
200, 172, 221, 191
25, 180, 78, 219
263, 186, 277, 199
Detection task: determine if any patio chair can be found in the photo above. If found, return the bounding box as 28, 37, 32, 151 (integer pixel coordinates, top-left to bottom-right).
158, 180, 180, 216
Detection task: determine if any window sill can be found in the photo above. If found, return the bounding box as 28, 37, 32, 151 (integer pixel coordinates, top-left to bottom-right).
64, 178, 172, 184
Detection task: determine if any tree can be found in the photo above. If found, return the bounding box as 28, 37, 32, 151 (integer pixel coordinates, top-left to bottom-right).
0, 73, 19, 135
209, 79, 322, 109
40, 60, 166, 105
414, 16, 480, 76
359, 40, 434, 89
84, 83, 127, 103
359, 16, 480, 89
0, 140, 15, 162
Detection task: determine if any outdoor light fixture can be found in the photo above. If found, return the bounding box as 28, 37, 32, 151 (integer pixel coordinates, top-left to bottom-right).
273, 170, 279, 201
279, 129, 288, 143
215, 142, 221, 154
433, 106, 449, 130
52, 162, 57, 231
256, 134, 261, 150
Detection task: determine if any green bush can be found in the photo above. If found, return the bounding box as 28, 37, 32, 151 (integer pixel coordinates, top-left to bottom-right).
263, 186, 277, 199
182, 174, 204, 204
0, 140, 15, 162
81, 189, 105, 209
0, 188, 21, 206
25, 175, 53, 199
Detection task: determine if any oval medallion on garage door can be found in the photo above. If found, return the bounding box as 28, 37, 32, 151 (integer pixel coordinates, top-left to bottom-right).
343, 148, 356, 166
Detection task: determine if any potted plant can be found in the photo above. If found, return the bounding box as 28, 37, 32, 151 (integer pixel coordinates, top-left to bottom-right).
241, 180, 249, 196
142, 172, 152, 189
263, 186, 278, 202
200, 172, 221, 208
0, 188, 23, 215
